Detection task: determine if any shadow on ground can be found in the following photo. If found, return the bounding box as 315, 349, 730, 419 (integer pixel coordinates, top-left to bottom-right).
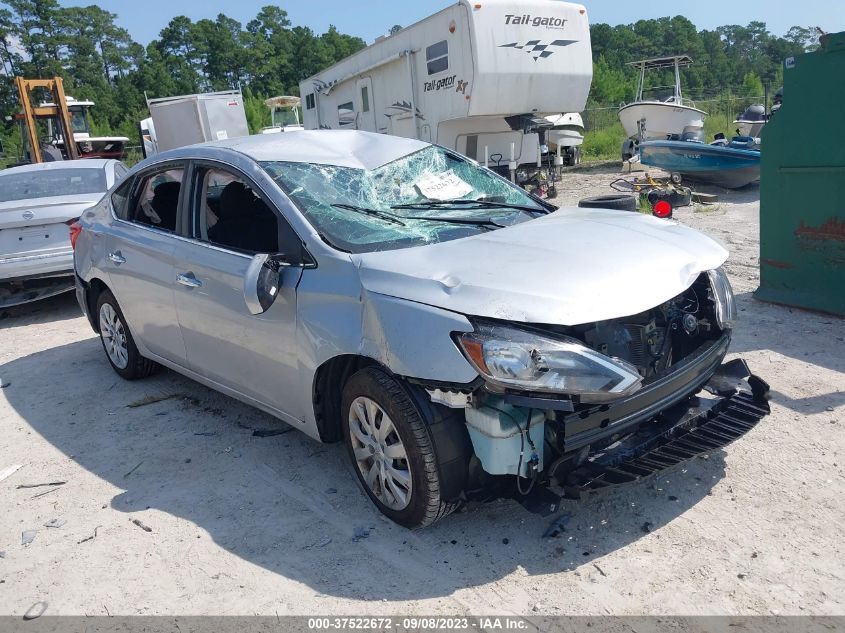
730, 291, 845, 413
1, 335, 729, 601
0, 291, 81, 331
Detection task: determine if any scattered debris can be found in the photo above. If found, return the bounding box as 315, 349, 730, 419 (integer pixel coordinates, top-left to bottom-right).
127, 393, 182, 408
543, 513, 573, 538
0, 377, 10, 388
21, 530, 37, 546
593, 563, 608, 577
641, 522, 653, 534
194, 431, 217, 436
77, 526, 101, 544
16, 481, 66, 489
130, 518, 153, 533
353, 527, 370, 541
0, 550, 6, 558
123, 461, 144, 479
532, 603, 546, 612
668, 495, 678, 501
0, 464, 22, 483
325, 488, 337, 494
31, 487, 62, 499
738, 573, 747, 579
304, 537, 333, 550
252, 427, 292, 438
44, 518, 66, 529
751, 551, 759, 559
23, 601, 47, 621
502, 538, 510, 545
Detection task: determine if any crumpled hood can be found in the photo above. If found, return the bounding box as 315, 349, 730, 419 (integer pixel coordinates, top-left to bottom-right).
353, 208, 728, 326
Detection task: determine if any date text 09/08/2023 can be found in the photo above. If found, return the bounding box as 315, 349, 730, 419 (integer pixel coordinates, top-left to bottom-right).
307, 617, 530, 630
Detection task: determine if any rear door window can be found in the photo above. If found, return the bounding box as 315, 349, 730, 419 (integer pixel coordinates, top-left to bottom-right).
128, 166, 185, 233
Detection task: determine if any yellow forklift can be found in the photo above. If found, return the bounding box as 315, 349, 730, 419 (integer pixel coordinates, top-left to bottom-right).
12, 75, 80, 163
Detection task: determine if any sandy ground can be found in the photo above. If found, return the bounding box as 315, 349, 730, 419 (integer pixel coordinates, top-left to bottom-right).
0, 165, 842, 617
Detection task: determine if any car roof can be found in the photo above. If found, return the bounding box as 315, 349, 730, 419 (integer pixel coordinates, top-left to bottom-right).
157, 130, 431, 171
0, 159, 116, 176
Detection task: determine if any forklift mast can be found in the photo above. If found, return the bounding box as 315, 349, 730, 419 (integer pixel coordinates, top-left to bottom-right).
14, 76, 80, 163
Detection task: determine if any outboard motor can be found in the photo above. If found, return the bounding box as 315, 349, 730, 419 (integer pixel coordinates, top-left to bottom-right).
738, 104, 766, 122
681, 126, 704, 143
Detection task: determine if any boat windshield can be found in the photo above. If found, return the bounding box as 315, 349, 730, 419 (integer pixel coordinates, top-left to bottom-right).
260, 146, 547, 253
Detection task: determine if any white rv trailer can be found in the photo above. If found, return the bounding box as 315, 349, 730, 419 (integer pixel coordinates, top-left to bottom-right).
299, 0, 592, 170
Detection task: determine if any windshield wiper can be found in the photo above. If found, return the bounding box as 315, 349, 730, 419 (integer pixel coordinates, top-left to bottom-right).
401, 215, 506, 229
392, 199, 549, 215
331, 203, 406, 226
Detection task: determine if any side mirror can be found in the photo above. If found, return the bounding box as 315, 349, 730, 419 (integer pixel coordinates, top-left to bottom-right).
244, 253, 284, 315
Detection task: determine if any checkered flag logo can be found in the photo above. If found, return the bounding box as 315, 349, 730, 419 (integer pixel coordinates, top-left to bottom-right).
499, 39, 576, 60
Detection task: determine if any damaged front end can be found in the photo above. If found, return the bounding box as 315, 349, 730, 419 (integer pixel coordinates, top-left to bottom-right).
428, 269, 770, 508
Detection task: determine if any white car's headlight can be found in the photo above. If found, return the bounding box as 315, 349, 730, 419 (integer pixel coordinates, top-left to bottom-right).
707, 267, 736, 330
457, 323, 643, 402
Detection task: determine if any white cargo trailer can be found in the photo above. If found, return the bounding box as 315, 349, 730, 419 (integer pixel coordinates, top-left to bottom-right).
299, 0, 592, 170
140, 90, 250, 157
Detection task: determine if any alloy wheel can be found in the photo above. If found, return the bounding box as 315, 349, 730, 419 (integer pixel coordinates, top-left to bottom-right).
99, 302, 129, 370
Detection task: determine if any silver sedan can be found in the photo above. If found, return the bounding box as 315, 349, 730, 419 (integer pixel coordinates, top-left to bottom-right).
74, 130, 767, 528
1, 159, 127, 307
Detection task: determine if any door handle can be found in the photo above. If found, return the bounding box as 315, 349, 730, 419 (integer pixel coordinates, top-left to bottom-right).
108, 251, 126, 264
176, 272, 203, 288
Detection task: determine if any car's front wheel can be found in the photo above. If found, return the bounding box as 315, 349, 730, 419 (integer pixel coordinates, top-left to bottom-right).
96, 289, 160, 380
341, 367, 468, 529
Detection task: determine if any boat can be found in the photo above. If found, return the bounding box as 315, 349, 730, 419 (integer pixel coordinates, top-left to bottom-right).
618, 56, 707, 141
259, 96, 304, 134
544, 112, 584, 164
40, 96, 129, 159
639, 136, 761, 189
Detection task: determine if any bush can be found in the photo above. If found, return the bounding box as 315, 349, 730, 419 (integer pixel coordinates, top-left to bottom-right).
582, 122, 626, 160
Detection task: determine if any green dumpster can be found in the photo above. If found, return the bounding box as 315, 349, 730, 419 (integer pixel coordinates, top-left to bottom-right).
755, 31, 845, 316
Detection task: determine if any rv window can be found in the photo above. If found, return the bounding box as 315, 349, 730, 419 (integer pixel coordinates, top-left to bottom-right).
337, 101, 356, 128
426, 40, 449, 75
361, 86, 370, 113
305, 93, 316, 110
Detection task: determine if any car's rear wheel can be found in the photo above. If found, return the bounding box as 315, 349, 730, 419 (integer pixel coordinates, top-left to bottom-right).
96, 290, 160, 380
341, 367, 468, 529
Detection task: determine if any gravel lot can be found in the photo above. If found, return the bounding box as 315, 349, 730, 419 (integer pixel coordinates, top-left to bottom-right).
0, 164, 842, 617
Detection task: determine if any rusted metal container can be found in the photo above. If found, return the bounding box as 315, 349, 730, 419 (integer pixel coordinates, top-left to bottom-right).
756, 32, 845, 316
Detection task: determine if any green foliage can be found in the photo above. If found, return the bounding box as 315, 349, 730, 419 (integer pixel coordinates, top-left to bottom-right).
582, 122, 626, 160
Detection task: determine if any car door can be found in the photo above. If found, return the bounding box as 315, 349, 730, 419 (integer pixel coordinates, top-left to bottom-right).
171, 160, 305, 419
104, 162, 188, 365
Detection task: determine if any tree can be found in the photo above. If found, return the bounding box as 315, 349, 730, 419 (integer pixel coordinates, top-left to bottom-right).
389, 24, 402, 36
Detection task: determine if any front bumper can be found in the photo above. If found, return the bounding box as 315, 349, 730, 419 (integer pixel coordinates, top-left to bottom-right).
561, 357, 770, 498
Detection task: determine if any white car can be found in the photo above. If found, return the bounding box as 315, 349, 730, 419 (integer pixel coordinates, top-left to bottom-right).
0, 159, 127, 307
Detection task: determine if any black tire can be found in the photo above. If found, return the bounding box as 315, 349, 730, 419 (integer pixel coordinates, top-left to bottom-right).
341, 366, 471, 529
578, 194, 638, 212
95, 289, 160, 380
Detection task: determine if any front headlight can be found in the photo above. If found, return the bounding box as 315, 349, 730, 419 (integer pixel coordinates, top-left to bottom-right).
457, 323, 643, 402
707, 267, 736, 330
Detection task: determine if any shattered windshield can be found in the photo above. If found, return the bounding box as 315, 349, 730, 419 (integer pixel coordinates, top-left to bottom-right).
260, 146, 547, 253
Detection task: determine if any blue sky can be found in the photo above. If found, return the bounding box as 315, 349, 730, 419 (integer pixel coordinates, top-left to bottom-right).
58, 0, 845, 45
